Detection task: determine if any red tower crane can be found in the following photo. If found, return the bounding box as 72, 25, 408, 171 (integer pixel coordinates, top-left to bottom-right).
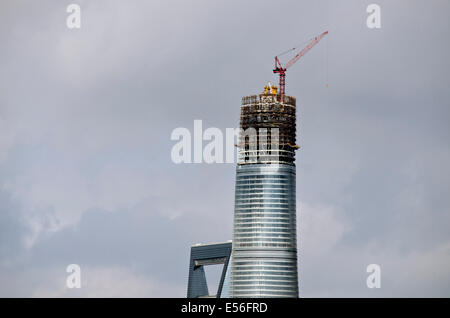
273, 30, 328, 96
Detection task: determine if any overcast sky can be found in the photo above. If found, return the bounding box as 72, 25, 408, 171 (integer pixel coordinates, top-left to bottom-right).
1, 0, 449, 297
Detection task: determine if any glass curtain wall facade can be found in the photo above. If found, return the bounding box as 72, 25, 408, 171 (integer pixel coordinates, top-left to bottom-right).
230, 85, 299, 297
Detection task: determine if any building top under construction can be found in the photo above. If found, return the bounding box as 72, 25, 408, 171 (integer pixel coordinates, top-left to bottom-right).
238, 83, 297, 166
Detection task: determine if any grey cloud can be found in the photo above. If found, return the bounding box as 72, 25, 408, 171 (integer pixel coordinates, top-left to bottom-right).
1, 0, 450, 297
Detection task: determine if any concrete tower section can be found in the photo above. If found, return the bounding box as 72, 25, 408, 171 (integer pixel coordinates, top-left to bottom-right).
230, 84, 299, 298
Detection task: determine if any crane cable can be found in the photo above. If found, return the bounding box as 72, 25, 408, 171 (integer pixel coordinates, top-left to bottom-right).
325, 34, 329, 88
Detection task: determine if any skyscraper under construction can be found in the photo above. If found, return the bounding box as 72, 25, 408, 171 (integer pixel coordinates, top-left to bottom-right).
230, 84, 299, 297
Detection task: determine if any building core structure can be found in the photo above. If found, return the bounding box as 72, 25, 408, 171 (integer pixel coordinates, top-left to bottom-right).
230, 84, 298, 297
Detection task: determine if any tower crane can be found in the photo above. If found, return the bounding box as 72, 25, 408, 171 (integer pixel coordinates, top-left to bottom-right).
273, 30, 328, 96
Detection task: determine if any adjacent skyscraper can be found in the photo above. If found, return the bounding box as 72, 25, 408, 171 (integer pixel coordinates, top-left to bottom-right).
230, 84, 299, 297
187, 242, 232, 298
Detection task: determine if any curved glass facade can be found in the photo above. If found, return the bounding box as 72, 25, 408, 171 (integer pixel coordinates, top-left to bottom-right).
230, 164, 298, 297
